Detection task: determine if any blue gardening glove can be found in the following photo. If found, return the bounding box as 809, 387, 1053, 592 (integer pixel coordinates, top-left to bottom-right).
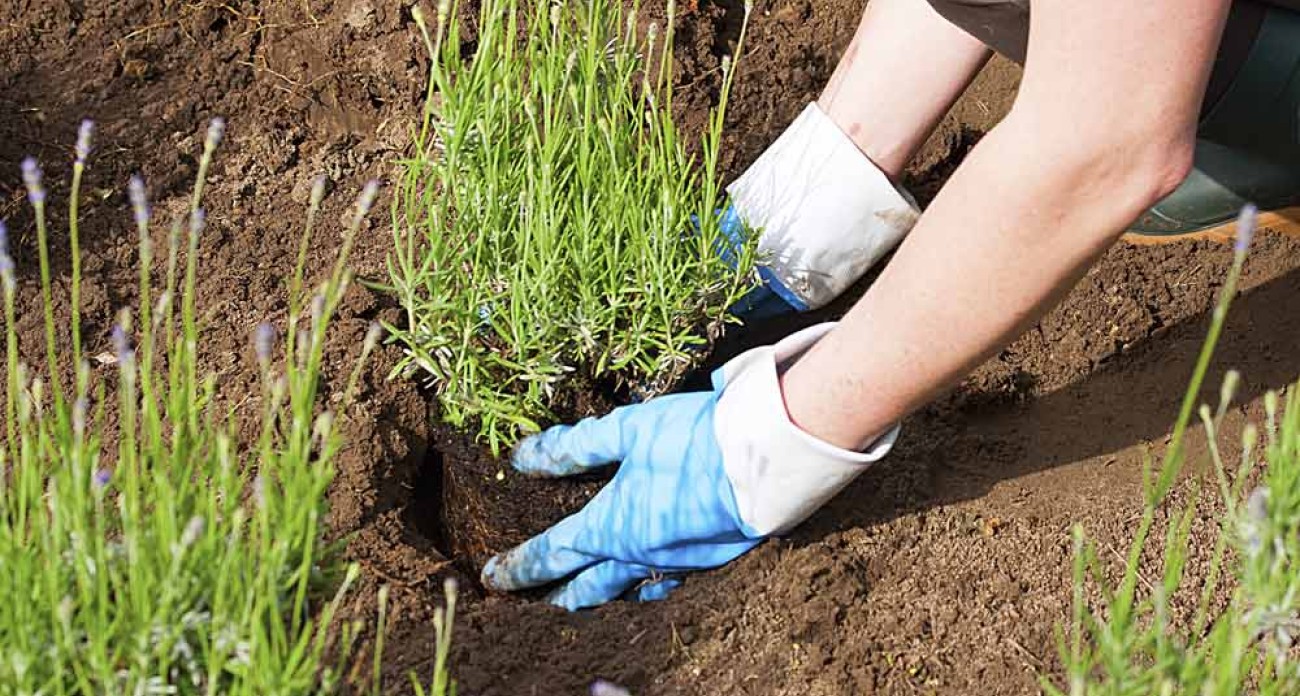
481, 323, 899, 610
723, 102, 920, 320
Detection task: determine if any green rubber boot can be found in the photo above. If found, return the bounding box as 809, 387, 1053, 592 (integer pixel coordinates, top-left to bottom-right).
1129, 5, 1300, 239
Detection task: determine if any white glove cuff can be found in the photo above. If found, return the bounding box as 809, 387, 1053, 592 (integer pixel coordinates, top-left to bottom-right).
712, 323, 899, 536
726, 103, 920, 310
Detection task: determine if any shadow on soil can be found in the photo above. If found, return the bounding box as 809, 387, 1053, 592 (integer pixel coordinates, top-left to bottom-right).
686, 255, 1300, 543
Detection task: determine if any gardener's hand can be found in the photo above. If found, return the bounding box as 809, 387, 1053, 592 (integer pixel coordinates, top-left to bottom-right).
724, 102, 920, 320
480, 323, 899, 610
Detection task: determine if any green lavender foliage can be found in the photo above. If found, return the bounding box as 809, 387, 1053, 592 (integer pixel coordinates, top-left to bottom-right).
387, 0, 758, 452
1054, 207, 1300, 695
406, 579, 458, 696
0, 121, 387, 693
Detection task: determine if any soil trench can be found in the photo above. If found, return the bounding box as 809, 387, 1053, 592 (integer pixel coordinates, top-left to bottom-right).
3, 1, 1300, 695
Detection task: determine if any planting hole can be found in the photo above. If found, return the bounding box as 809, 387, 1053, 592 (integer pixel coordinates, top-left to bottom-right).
405, 447, 453, 562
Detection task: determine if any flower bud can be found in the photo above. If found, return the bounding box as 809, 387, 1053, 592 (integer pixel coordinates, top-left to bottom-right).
75, 119, 95, 166
154, 291, 172, 321
355, 179, 381, 220
310, 175, 328, 209
0, 220, 14, 294
363, 322, 383, 354
591, 680, 631, 696
255, 322, 275, 366
205, 117, 227, 152
111, 324, 130, 361
313, 411, 335, 444
189, 207, 206, 238
21, 157, 45, 205
31, 378, 44, 418
1219, 369, 1240, 414
128, 175, 150, 228
1235, 204, 1257, 254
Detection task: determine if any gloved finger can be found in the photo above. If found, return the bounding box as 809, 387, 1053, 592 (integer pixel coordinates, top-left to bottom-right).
481, 516, 594, 591
511, 405, 641, 478
633, 576, 682, 603
546, 559, 656, 611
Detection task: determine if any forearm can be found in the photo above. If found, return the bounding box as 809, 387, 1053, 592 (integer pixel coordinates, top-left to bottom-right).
818, 0, 990, 179
779, 114, 1184, 450
778, 0, 1231, 452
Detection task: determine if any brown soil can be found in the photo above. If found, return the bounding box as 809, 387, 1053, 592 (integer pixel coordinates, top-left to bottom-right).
3, 1, 1299, 695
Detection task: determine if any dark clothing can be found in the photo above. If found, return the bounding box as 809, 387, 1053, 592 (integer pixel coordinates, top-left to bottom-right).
923, 0, 1300, 114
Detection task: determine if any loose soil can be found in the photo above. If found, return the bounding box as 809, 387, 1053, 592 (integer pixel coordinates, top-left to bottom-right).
2, 1, 1298, 694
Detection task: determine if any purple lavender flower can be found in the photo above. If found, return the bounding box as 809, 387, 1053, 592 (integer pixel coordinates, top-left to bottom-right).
21, 157, 45, 205
356, 179, 381, 218
189, 207, 206, 237
111, 323, 134, 365
310, 175, 328, 209
205, 117, 226, 151
92, 468, 112, 490
128, 175, 150, 228
0, 220, 13, 292
255, 322, 275, 365
363, 322, 383, 353
1235, 203, 1258, 254
590, 680, 631, 696
75, 120, 95, 166
111, 324, 127, 355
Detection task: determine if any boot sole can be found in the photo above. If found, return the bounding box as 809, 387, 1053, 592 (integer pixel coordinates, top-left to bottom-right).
1122, 205, 1300, 245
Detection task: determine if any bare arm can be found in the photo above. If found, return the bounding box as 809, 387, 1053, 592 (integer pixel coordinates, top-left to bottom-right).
780, 0, 1233, 450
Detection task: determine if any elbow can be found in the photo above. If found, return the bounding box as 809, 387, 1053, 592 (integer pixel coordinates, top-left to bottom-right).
1124, 137, 1194, 209
1022, 121, 1196, 238
1073, 137, 1194, 247
1071, 131, 1195, 220
1003, 87, 1200, 237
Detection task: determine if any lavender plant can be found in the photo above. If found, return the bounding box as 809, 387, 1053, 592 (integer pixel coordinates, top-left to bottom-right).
406, 579, 458, 696
386, 0, 757, 452
0, 120, 396, 693
1054, 208, 1300, 695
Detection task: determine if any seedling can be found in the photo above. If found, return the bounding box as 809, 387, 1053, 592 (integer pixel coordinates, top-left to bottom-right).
387, 0, 757, 452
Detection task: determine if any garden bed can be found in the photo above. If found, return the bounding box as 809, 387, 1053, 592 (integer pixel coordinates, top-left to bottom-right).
3, 0, 1300, 693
